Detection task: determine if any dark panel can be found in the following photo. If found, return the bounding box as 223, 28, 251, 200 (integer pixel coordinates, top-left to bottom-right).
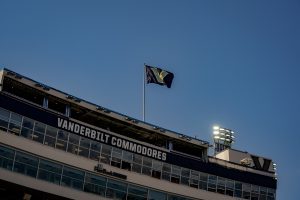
0, 93, 277, 189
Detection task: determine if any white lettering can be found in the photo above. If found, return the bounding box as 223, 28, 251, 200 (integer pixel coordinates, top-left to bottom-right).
117, 138, 122, 147
142, 147, 147, 155
62, 120, 68, 129
91, 130, 96, 139
95, 131, 100, 141
147, 148, 152, 157
129, 143, 136, 152
80, 126, 85, 135
122, 140, 129, 149
111, 137, 117, 145
152, 149, 157, 158
57, 118, 167, 161
58, 118, 64, 128
157, 151, 161, 160
137, 145, 142, 153
74, 124, 80, 133
85, 128, 90, 137
68, 121, 74, 132
104, 134, 110, 143
162, 152, 167, 161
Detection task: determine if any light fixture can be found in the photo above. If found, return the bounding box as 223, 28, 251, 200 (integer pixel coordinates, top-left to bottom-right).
35, 83, 43, 87
213, 125, 235, 154
15, 74, 22, 79
96, 106, 104, 111
103, 109, 111, 113
74, 98, 81, 103
213, 131, 219, 135
42, 86, 50, 91
67, 95, 74, 100
7, 71, 15, 76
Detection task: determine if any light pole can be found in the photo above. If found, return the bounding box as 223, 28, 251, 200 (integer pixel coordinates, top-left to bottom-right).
213, 126, 235, 155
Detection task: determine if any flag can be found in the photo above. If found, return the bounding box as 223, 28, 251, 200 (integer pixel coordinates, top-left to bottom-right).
145, 65, 174, 88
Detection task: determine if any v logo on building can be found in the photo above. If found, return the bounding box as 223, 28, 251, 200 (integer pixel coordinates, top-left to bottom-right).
251, 155, 271, 171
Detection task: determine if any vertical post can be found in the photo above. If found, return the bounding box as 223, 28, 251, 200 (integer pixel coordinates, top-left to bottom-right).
143, 65, 146, 121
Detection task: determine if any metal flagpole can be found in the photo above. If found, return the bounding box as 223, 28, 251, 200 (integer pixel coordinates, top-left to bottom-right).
143, 64, 146, 121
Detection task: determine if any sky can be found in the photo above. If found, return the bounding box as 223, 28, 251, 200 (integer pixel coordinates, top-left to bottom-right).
0, 0, 299, 199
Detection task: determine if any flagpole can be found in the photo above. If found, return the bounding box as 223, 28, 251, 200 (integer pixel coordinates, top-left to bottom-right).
143, 64, 146, 121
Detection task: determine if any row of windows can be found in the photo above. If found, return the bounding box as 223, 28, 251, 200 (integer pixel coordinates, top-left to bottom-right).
0, 107, 276, 200
2, 77, 206, 158
0, 144, 194, 200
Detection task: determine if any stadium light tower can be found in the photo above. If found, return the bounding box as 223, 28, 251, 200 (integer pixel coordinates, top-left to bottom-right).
213, 126, 235, 154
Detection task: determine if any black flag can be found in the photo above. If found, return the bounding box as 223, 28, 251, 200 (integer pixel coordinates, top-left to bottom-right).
145, 65, 174, 88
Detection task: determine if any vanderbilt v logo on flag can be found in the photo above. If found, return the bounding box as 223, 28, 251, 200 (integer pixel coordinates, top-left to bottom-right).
145, 65, 174, 88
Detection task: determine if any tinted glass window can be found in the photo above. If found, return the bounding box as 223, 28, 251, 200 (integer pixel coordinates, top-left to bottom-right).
148, 190, 167, 200
15, 152, 38, 166
128, 185, 148, 197
0, 146, 15, 159
22, 118, 34, 129
39, 159, 62, 174
0, 108, 10, 120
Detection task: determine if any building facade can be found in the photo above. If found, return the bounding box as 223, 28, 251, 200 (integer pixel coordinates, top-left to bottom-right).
0, 68, 277, 200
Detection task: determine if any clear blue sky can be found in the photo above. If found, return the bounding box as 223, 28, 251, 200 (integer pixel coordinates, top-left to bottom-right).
0, 0, 299, 199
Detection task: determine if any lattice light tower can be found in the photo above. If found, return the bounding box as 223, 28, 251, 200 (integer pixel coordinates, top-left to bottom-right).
213, 126, 235, 154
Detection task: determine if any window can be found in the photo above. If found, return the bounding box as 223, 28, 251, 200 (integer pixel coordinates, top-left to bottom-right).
0, 146, 14, 170
180, 168, 190, 185
21, 118, 34, 139
251, 185, 259, 200
217, 177, 226, 194
90, 141, 101, 151
61, 166, 84, 190
84, 173, 106, 196
148, 190, 167, 200
243, 183, 251, 199
260, 187, 267, 200
33, 121, 46, 143
121, 151, 132, 171
8, 113, 22, 135
56, 130, 68, 151
267, 188, 276, 200
21, 126, 33, 139
122, 150, 133, 161
127, 185, 148, 200
44, 126, 58, 147
101, 144, 112, 164
190, 170, 199, 188
152, 160, 162, 179
106, 180, 127, 200
38, 159, 62, 184
162, 163, 171, 181
171, 166, 180, 184
111, 147, 122, 168
0, 108, 10, 131
132, 154, 142, 173
168, 195, 193, 200
78, 137, 90, 157
2, 77, 44, 106
46, 126, 58, 137
142, 157, 152, 176
225, 179, 234, 196
13, 152, 38, 178
48, 95, 67, 114
68, 134, 80, 145
234, 181, 242, 198
207, 175, 217, 192
199, 172, 208, 190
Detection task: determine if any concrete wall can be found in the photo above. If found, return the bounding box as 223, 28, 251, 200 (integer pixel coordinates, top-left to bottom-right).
0, 131, 236, 200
